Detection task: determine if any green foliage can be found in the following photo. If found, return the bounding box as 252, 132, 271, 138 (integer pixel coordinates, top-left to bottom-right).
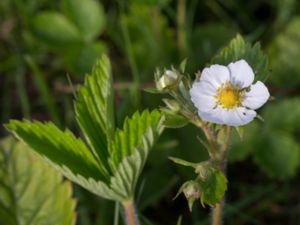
268, 16, 300, 87
6, 120, 105, 180
30, 0, 107, 75
109, 110, 163, 170
63, 41, 107, 75
62, 0, 106, 42
228, 122, 259, 162
120, 3, 176, 74
264, 98, 300, 132
31, 12, 81, 47
6, 55, 164, 202
0, 137, 76, 225
200, 169, 227, 206
163, 114, 189, 129
189, 23, 237, 68
212, 34, 269, 81
254, 132, 299, 179
75, 54, 114, 178
230, 98, 300, 179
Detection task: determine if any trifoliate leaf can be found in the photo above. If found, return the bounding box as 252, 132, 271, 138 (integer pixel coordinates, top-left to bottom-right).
75, 55, 114, 177
0, 137, 76, 225
62, 0, 106, 41
5, 54, 165, 203
254, 131, 300, 179
199, 169, 227, 206
212, 34, 269, 82
31, 12, 81, 47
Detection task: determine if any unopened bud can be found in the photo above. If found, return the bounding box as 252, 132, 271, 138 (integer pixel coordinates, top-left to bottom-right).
183, 180, 201, 199
181, 180, 201, 211
156, 70, 180, 91
162, 99, 180, 112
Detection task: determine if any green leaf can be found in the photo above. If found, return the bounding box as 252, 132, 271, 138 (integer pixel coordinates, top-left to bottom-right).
212, 34, 269, 82
0, 137, 76, 225
75, 55, 114, 178
5, 121, 120, 201
62, 0, 106, 41
108, 110, 164, 200
5, 120, 105, 181
200, 169, 227, 206
164, 114, 189, 129
179, 58, 187, 73
109, 110, 163, 170
254, 131, 300, 179
31, 12, 81, 47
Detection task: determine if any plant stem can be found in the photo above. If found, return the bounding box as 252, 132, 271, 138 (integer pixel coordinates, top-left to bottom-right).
122, 200, 140, 225
177, 0, 187, 57
114, 202, 120, 225
201, 123, 218, 158
211, 126, 232, 225
211, 201, 224, 225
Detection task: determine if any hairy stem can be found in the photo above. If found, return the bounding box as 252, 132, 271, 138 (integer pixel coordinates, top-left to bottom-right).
202, 123, 218, 158
122, 200, 140, 225
211, 201, 224, 225
211, 126, 232, 225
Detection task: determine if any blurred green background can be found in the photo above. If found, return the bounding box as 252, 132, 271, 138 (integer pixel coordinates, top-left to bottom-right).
1, 0, 300, 224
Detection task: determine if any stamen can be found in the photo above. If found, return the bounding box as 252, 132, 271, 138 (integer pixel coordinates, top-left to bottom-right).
215, 82, 244, 109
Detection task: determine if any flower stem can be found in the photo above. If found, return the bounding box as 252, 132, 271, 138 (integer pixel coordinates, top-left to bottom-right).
211, 201, 224, 225
210, 126, 232, 225
122, 200, 140, 225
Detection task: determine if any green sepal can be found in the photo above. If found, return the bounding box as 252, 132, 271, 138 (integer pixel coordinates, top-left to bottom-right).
164, 114, 189, 128
199, 168, 227, 207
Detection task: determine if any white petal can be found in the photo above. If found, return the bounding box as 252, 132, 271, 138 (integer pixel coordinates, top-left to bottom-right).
222, 107, 256, 126
228, 59, 254, 88
199, 107, 256, 126
197, 106, 224, 124
200, 64, 230, 88
190, 81, 217, 112
243, 81, 270, 110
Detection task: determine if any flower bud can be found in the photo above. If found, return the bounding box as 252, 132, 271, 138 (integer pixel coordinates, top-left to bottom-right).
180, 180, 201, 211
156, 70, 180, 91
162, 99, 180, 112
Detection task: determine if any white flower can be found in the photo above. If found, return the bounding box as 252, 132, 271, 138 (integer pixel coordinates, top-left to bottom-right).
190, 59, 270, 126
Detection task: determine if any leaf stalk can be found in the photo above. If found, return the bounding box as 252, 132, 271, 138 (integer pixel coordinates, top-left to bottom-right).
122, 200, 140, 225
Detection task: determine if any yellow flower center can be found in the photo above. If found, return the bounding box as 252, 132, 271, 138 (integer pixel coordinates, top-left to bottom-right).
216, 83, 244, 109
